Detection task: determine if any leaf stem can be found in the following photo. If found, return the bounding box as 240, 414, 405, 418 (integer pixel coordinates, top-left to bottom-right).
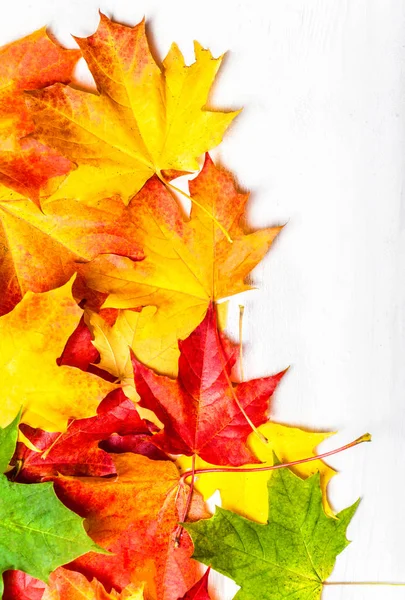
175, 453, 196, 547
215, 315, 268, 445
156, 171, 233, 243
180, 433, 371, 483
239, 304, 245, 382
324, 582, 405, 586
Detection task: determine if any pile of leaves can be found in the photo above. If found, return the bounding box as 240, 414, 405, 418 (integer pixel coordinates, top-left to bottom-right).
0, 14, 368, 600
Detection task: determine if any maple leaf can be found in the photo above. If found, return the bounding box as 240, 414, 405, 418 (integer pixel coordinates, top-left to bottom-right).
178, 570, 211, 600
41, 568, 144, 600
133, 304, 285, 465
177, 423, 336, 522
0, 278, 115, 431
82, 156, 282, 375
0, 193, 142, 316
2, 568, 144, 600
12, 389, 151, 481
26, 13, 239, 204
3, 571, 46, 600
53, 453, 207, 600
0, 414, 100, 596
185, 463, 359, 600
0, 28, 79, 203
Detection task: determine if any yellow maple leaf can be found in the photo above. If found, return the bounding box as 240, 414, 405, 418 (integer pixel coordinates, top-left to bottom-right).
0, 278, 115, 431
177, 422, 337, 523
82, 156, 281, 374
27, 13, 239, 205
42, 567, 144, 599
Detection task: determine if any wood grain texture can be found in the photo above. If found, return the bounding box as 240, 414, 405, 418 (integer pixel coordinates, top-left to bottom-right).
1, 1, 405, 598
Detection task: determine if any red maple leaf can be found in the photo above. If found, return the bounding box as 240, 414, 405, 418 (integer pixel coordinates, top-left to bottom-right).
13, 389, 162, 481
133, 305, 286, 466
178, 570, 211, 599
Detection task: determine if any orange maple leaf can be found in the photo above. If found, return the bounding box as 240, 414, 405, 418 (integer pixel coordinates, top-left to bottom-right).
53, 454, 207, 600
0, 195, 142, 316
26, 13, 239, 204
81, 155, 283, 375
0, 28, 79, 203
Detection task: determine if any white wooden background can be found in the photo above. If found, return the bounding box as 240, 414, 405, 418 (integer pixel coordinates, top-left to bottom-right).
1, 1, 405, 598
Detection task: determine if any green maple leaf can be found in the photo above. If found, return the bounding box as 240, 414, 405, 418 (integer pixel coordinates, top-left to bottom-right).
185, 460, 359, 600
0, 413, 102, 596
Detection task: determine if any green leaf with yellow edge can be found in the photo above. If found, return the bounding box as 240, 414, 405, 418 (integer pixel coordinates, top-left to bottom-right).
177, 423, 336, 522
0, 413, 102, 597
0, 278, 115, 432
185, 462, 359, 600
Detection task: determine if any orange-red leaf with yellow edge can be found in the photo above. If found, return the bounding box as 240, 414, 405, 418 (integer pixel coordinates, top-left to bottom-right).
133, 305, 285, 465
3, 568, 144, 600
0, 28, 79, 202
42, 568, 144, 599
0, 194, 142, 316
52, 454, 207, 600
81, 155, 282, 376
27, 14, 239, 205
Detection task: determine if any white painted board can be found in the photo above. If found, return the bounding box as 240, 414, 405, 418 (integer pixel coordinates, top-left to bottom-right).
1, 1, 404, 598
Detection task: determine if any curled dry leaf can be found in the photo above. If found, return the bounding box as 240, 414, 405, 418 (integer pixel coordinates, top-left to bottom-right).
0, 28, 79, 203
0, 279, 115, 431
27, 13, 239, 204
133, 304, 285, 465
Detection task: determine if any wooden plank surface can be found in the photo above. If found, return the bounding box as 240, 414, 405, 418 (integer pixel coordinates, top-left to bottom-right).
1, 1, 404, 598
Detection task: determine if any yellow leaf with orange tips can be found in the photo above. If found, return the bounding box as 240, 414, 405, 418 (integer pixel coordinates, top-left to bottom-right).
27, 13, 239, 205
82, 157, 281, 375
177, 422, 337, 523
0, 279, 115, 431
42, 568, 144, 599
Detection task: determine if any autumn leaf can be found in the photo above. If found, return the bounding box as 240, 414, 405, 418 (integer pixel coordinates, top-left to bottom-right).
133, 304, 285, 465
0, 28, 79, 202
12, 389, 151, 481
0, 414, 100, 596
0, 278, 115, 431
177, 423, 336, 522
42, 568, 144, 600
178, 570, 211, 600
26, 13, 238, 205
0, 412, 20, 473
2, 569, 144, 600
185, 463, 359, 600
82, 155, 282, 376
3, 571, 46, 600
0, 193, 143, 316
53, 453, 207, 600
